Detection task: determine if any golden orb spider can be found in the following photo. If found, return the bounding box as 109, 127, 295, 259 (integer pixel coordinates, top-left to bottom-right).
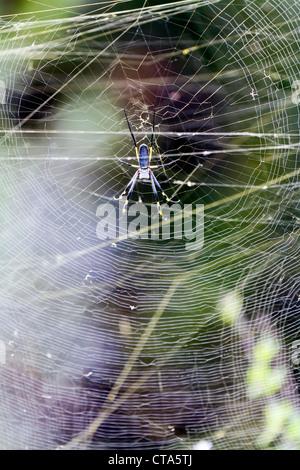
114, 110, 180, 216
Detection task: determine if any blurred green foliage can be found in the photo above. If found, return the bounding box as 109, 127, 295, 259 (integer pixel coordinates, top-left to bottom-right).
0, 0, 299, 450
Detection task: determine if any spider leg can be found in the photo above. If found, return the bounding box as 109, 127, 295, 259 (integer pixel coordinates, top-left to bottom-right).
150, 110, 155, 149
149, 110, 156, 163
114, 170, 138, 201
124, 110, 137, 147
115, 155, 140, 168
122, 171, 139, 213
151, 171, 180, 203
149, 158, 180, 169
115, 155, 131, 166
149, 171, 163, 217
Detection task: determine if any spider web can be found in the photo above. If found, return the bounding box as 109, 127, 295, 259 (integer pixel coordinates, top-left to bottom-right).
0, 0, 299, 450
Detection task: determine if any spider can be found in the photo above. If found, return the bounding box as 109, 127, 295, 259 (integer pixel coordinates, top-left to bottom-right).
114, 110, 180, 216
